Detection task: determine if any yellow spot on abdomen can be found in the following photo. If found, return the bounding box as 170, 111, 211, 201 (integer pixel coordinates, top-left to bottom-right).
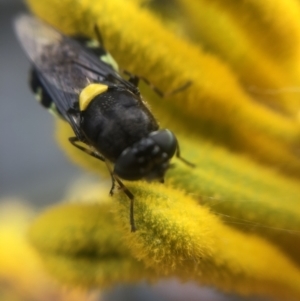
79, 83, 108, 111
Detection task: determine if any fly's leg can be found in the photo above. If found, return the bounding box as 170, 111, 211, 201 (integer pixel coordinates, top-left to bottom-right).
122, 70, 192, 97
104, 161, 136, 232
94, 24, 105, 48
70, 137, 136, 232
125, 73, 140, 87
116, 176, 136, 232
164, 80, 192, 97
69, 137, 105, 161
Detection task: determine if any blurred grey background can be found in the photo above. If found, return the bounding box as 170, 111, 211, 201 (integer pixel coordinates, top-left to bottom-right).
0, 0, 86, 205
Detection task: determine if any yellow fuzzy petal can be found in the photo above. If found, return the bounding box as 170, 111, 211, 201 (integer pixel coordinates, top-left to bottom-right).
206, 0, 300, 64
116, 183, 300, 299
28, 186, 300, 299
0, 201, 99, 301
173, 0, 300, 116
28, 202, 156, 287
165, 133, 300, 265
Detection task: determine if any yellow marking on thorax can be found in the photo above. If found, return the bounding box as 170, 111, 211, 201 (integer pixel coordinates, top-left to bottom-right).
79, 83, 108, 111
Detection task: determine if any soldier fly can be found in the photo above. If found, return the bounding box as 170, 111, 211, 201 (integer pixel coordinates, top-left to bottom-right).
14, 15, 193, 231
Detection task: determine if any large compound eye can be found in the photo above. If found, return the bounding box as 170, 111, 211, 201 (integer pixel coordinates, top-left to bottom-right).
149, 129, 177, 158
114, 129, 178, 181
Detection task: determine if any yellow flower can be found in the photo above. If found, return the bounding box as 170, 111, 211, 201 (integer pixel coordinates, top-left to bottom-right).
19, 0, 300, 299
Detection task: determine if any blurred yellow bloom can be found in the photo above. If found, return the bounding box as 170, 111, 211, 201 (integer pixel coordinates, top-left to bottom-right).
0, 201, 99, 301
14, 0, 300, 299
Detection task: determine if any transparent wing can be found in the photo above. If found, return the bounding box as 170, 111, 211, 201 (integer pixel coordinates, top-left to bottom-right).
14, 14, 134, 125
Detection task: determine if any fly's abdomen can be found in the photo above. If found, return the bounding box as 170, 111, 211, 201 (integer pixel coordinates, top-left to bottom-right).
29, 68, 63, 118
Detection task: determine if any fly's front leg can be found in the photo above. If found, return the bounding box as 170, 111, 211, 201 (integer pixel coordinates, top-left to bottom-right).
69, 137, 105, 161
69, 137, 115, 194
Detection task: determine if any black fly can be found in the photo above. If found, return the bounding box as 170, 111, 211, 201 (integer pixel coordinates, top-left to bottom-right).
14, 15, 193, 231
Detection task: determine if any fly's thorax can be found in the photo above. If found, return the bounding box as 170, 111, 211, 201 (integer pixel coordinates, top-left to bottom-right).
79, 85, 159, 162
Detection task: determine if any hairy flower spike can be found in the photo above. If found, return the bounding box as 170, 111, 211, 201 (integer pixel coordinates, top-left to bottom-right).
175, 0, 300, 116
28, 202, 157, 287
28, 185, 300, 299
0, 202, 98, 301
207, 0, 300, 63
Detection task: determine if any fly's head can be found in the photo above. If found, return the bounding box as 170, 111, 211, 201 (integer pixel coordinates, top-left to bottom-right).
114, 129, 177, 181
